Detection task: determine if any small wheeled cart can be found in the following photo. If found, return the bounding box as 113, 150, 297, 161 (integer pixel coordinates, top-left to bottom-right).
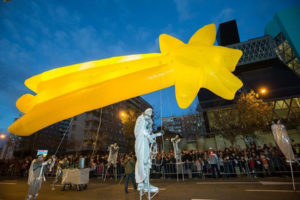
62, 168, 89, 191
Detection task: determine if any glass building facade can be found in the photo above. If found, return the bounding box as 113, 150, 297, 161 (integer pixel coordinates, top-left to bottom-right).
198, 18, 300, 136
274, 33, 300, 76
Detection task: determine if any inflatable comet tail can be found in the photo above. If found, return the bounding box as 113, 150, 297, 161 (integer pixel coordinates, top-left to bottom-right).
9, 24, 243, 136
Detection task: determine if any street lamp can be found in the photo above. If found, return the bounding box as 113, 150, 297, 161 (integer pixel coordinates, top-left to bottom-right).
259, 87, 268, 95
119, 111, 127, 119
0, 134, 6, 140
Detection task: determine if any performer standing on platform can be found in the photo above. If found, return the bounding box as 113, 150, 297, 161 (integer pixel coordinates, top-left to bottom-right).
108, 143, 119, 166
134, 108, 163, 193
171, 135, 181, 164
104, 143, 119, 181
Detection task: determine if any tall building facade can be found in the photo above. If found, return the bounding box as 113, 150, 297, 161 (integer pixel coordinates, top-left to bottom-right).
162, 114, 205, 141
13, 119, 71, 156
197, 19, 300, 139
67, 97, 151, 153
198, 18, 300, 138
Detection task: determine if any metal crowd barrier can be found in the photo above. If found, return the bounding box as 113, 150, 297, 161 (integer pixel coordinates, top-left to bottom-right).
1, 158, 300, 179
152, 159, 300, 179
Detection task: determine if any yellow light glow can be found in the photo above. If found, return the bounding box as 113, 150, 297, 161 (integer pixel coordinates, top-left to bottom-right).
0, 134, 6, 139
260, 88, 267, 95
120, 111, 126, 118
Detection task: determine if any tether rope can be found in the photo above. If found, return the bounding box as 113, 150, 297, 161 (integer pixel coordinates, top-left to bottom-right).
54, 118, 74, 156
91, 108, 103, 158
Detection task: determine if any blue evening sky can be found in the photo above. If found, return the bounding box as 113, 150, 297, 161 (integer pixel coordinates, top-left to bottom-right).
0, 0, 299, 133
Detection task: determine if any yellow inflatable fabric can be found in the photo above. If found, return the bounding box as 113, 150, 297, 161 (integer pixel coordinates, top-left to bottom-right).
8, 24, 243, 136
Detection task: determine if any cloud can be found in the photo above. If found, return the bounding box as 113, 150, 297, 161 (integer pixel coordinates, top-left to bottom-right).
173, 0, 193, 21
0, 2, 106, 127
1, 0, 175, 131
145, 37, 160, 53
212, 8, 235, 24
125, 24, 151, 42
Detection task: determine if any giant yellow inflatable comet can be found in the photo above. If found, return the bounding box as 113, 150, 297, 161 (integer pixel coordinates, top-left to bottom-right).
9, 24, 243, 136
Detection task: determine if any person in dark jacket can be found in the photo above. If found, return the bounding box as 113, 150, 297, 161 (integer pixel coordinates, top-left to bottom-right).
122, 154, 137, 193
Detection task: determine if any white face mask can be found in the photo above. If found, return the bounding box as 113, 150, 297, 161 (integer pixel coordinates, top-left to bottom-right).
144, 114, 152, 120
144, 108, 152, 116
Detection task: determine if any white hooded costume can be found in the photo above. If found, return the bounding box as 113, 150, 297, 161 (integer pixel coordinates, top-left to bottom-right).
134, 109, 152, 184
134, 108, 162, 192
26, 155, 52, 200
271, 120, 295, 161
107, 143, 119, 166
171, 135, 181, 163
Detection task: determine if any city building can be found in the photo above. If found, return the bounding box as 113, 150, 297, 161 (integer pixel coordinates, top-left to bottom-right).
162, 114, 206, 150
10, 97, 151, 156
197, 17, 300, 148
162, 114, 205, 139
13, 119, 71, 156
67, 97, 151, 153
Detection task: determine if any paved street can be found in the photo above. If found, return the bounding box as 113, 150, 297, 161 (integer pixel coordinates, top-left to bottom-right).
0, 177, 300, 200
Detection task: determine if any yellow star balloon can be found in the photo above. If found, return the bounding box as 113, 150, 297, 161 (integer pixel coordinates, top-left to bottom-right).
8, 24, 243, 136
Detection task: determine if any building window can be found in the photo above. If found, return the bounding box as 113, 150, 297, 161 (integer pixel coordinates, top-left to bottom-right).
274, 33, 300, 76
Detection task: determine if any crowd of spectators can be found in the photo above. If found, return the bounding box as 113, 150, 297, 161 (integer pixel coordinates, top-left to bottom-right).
151, 142, 300, 178
1, 142, 299, 179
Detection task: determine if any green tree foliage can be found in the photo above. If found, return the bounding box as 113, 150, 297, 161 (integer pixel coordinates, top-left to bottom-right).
210, 90, 273, 145
120, 109, 138, 152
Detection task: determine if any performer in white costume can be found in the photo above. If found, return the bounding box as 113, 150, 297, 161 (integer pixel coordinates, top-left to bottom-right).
108, 143, 119, 166
271, 119, 297, 190
271, 120, 295, 161
134, 108, 163, 195
171, 135, 181, 163
104, 143, 119, 181
171, 134, 184, 181
26, 155, 54, 200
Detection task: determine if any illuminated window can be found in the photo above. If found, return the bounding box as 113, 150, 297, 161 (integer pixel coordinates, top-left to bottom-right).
275, 100, 287, 109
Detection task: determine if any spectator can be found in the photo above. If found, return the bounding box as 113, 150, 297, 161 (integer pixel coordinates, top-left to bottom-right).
208, 148, 220, 178
195, 158, 203, 178
260, 153, 270, 176
122, 154, 137, 194
1, 142, 299, 181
